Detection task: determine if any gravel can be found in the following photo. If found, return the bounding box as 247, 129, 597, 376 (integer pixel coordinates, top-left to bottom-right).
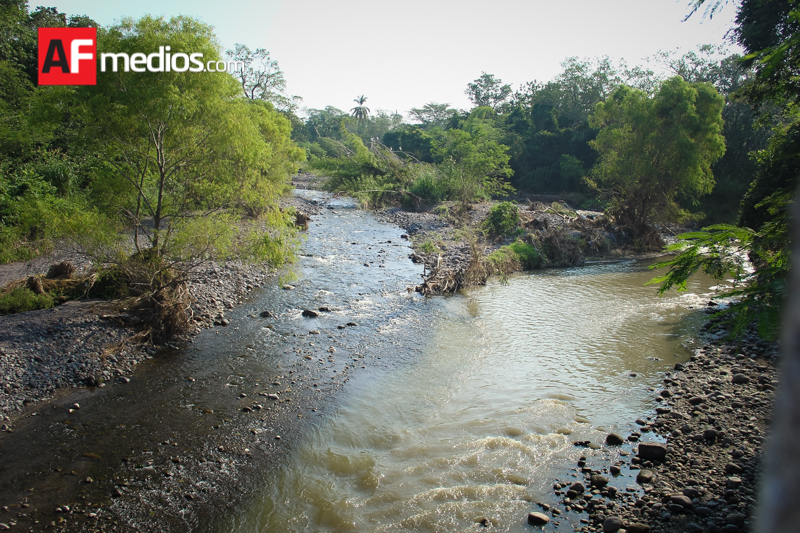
542, 320, 779, 533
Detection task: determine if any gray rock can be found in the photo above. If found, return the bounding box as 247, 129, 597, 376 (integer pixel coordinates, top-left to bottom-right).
725, 463, 743, 474
726, 476, 742, 489
302, 309, 320, 318
670, 494, 693, 508
259, 310, 273, 318
527, 512, 550, 526
602, 516, 624, 532
569, 481, 585, 493
636, 469, 654, 484
637, 442, 667, 461
606, 433, 624, 445
704, 428, 718, 440
626, 524, 651, 533
685, 523, 703, 533
591, 474, 609, 488
732, 373, 750, 384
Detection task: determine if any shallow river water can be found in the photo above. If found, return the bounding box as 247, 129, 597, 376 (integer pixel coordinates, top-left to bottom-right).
215, 197, 716, 532
0, 191, 716, 532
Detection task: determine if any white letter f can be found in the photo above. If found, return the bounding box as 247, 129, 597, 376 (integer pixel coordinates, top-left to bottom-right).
70, 39, 94, 74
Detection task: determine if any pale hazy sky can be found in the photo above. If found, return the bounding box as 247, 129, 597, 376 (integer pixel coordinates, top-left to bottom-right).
43, 0, 741, 117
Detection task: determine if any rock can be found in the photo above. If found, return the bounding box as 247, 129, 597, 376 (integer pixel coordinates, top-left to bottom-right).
282, 284, 295, 290
602, 516, 624, 532
259, 310, 274, 318
527, 512, 550, 526
302, 309, 320, 318
626, 524, 651, 533
726, 512, 745, 526
606, 433, 624, 445
591, 474, 609, 488
704, 428, 719, 440
688, 396, 705, 405
636, 469, 654, 484
725, 463, 743, 474
637, 442, 667, 461
685, 523, 704, 533
726, 476, 742, 489
731, 374, 750, 384
610, 465, 621, 476
670, 494, 693, 508
569, 481, 585, 493
683, 487, 702, 499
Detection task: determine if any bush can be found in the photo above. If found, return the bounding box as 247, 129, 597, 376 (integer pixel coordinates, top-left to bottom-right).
0, 287, 54, 314
487, 239, 543, 272
482, 202, 520, 236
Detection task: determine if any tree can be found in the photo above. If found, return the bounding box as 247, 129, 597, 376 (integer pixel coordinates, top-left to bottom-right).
77, 16, 303, 264
409, 102, 458, 129
350, 95, 370, 121
226, 43, 301, 113
465, 72, 512, 110
588, 77, 726, 246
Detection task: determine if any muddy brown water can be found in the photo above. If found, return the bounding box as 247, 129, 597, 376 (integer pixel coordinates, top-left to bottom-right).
0, 191, 716, 532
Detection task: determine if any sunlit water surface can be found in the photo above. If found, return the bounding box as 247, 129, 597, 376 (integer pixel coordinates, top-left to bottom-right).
222, 257, 715, 532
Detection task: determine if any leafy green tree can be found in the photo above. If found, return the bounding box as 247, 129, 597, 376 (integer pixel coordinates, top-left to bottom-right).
409, 103, 458, 129
76, 15, 302, 265
588, 77, 726, 246
226, 43, 301, 113
654, 45, 773, 223
465, 72, 512, 110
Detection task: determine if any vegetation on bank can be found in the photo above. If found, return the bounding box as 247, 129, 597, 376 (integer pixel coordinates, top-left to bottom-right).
0, 0, 795, 342
0, 4, 304, 338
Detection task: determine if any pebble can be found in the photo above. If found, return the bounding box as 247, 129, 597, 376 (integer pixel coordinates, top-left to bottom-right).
527, 512, 550, 526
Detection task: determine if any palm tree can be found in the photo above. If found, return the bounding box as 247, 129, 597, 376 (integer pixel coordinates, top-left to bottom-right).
350, 95, 370, 121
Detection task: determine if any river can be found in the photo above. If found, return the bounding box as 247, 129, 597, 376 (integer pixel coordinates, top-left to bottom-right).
0, 191, 715, 532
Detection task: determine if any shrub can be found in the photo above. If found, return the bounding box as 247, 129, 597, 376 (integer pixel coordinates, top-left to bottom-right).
487, 239, 543, 272
482, 202, 520, 236
0, 287, 54, 314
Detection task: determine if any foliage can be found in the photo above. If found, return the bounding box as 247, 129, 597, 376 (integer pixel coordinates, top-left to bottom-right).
466, 72, 512, 110
588, 77, 726, 246
649, 212, 789, 340
226, 43, 301, 112
0, 287, 54, 314
409, 103, 459, 129
487, 239, 543, 273
75, 15, 302, 264
653, 45, 773, 223
482, 202, 520, 236
351, 95, 370, 121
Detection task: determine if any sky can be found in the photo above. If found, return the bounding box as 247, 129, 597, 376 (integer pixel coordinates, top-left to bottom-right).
42, 0, 742, 118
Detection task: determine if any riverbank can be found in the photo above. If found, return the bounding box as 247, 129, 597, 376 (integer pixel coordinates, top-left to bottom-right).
0, 189, 323, 423
538, 318, 778, 533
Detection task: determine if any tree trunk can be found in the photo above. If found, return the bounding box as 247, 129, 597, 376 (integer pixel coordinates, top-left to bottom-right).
757, 197, 800, 531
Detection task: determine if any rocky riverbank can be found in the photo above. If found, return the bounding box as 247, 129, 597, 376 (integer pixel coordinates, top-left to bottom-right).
531, 317, 778, 533
0, 186, 324, 424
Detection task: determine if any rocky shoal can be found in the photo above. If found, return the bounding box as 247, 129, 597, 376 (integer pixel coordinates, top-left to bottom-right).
527, 317, 779, 533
